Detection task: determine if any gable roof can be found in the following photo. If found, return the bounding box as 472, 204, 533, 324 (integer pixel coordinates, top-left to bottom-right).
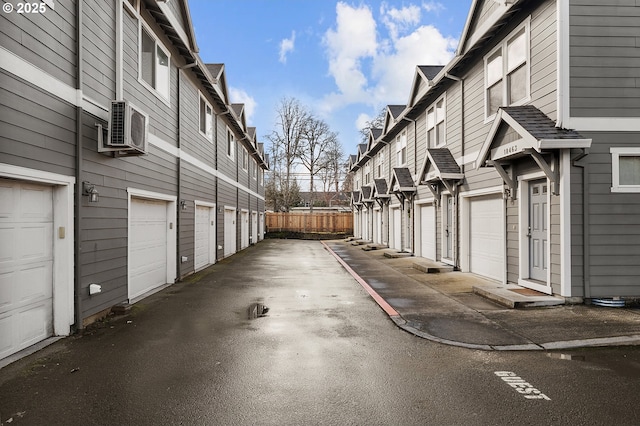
372, 179, 390, 199
361, 186, 373, 202
390, 167, 416, 193
408, 66, 446, 108
475, 106, 591, 169
418, 148, 464, 184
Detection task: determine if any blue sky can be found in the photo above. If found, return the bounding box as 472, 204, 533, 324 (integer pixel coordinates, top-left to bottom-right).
188, 0, 473, 153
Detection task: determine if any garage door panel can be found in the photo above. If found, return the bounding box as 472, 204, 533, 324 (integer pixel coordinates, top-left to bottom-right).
129, 198, 168, 300
0, 179, 53, 360
469, 195, 504, 281
420, 205, 436, 260
195, 206, 214, 270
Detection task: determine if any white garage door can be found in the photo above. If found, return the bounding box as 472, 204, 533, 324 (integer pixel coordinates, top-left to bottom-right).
420, 204, 436, 260
0, 179, 53, 360
224, 208, 236, 257
195, 205, 215, 271
251, 212, 258, 245
129, 198, 168, 300
469, 194, 504, 281
240, 210, 249, 250
391, 207, 401, 250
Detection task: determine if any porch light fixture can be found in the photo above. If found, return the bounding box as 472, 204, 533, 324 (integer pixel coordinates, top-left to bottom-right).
83, 181, 99, 203
180, 200, 188, 210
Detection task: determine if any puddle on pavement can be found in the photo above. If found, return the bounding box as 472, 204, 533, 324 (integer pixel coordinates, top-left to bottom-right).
547, 353, 586, 361
248, 303, 269, 319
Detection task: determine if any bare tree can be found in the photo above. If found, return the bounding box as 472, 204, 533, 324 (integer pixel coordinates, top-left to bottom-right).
358, 107, 386, 144
318, 135, 344, 204
265, 97, 309, 211
298, 116, 338, 212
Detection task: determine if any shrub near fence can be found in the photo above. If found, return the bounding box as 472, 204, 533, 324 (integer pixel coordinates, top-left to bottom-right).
265, 212, 353, 238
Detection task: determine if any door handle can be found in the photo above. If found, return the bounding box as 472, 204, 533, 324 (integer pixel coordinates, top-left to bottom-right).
526, 226, 531, 238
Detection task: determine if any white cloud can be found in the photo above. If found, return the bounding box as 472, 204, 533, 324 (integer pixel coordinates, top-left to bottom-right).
279, 31, 296, 64
320, 0, 457, 120
356, 113, 373, 132
229, 87, 257, 125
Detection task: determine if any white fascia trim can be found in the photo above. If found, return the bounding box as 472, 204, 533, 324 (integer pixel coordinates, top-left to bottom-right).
565, 118, 640, 132
194, 200, 216, 208
414, 197, 436, 206
156, 1, 193, 54
0, 45, 76, 106
127, 187, 177, 202
557, 0, 570, 127
4, 47, 265, 202
539, 139, 592, 149
459, 185, 503, 198
560, 151, 571, 297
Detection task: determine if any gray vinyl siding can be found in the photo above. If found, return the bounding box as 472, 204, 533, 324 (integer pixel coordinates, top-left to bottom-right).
570, 162, 585, 297
0, 72, 76, 177
179, 71, 216, 164
80, 111, 178, 318
530, 0, 557, 119
165, 0, 187, 32
465, 0, 502, 51
505, 201, 519, 284
569, 1, 640, 117
82, 0, 116, 103
579, 132, 640, 297
1, 0, 76, 88
122, 9, 179, 145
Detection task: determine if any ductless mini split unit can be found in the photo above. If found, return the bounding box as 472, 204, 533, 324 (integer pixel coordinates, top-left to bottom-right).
97, 100, 148, 155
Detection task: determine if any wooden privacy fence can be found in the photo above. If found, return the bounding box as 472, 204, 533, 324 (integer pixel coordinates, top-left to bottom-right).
266, 212, 353, 234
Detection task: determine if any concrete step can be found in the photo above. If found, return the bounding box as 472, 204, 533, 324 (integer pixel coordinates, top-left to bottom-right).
362, 243, 388, 251
473, 284, 565, 308
383, 250, 413, 258
412, 260, 454, 274
351, 239, 372, 246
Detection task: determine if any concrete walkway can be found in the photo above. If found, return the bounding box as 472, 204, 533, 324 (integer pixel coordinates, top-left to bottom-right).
323, 240, 640, 351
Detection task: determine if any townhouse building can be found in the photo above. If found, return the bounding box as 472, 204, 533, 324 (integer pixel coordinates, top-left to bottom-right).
0, 0, 267, 362
349, 0, 640, 303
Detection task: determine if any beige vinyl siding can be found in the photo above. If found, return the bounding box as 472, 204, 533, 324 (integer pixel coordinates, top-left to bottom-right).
569, 1, 640, 117
1, 0, 76, 87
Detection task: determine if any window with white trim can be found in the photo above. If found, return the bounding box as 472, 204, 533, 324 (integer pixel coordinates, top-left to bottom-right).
242, 147, 248, 171
484, 20, 529, 119
140, 25, 170, 101
227, 129, 235, 160
611, 147, 640, 193
376, 151, 384, 178
364, 163, 371, 184
396, 131, 407, 166
427, 97, 446, 148
252, 160, 258, 180
199, 95, 213, 141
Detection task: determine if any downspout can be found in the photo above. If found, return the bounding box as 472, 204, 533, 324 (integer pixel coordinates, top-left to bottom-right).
445, 72, 464, 270
74, 0, 84, 331
176, 68, 182, 279
573, 149, 590, 299
402, 116, 417, 254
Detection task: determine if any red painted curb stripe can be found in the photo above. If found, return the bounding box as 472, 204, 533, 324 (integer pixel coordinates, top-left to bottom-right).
322, 241, 400, 317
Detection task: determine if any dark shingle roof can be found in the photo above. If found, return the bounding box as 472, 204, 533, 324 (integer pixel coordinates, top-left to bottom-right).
373, 179, 389, 197
393, 167, 415, 189
361, 186, 372, 200
502, 106, 584, 140
371, 128, 383, 140
388, 105, 406, 119
428, 148, 461, 174
418, 65, 445, 81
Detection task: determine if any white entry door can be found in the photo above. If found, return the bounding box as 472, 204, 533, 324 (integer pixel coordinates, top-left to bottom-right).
0, 180, 53, 360
529, 180, 548, 281
240, 210, 249, 249
469, 194, 504, 281
391, 207, 402, 250
129, 198, 169, 300
195, 204, 215, 271
251, 212, 258, 244
224, 208, 236, 257
420, 204, 436, 260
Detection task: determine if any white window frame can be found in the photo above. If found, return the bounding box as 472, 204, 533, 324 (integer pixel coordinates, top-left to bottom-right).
138, 21, 171, 104
242, 146, 249, 171
199, 94, 213, 141
426, 95, 446, 148
252, 159, 258, 180
376, 151, 384, 178
483, 18, 530, 122
396, 131, 407, 166
611, 147, 640, 193
364, 163, 371, 184
227, 128, 235, 160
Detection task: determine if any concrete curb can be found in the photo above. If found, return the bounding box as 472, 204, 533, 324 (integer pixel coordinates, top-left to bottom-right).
322, 241, 640, 351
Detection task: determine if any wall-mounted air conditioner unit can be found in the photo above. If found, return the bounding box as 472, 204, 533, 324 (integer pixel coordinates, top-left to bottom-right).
98, 100, 148, 154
